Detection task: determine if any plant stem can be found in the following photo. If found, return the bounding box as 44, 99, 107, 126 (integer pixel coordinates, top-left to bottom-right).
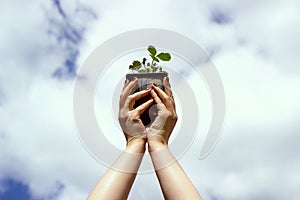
151, 60, 154, 68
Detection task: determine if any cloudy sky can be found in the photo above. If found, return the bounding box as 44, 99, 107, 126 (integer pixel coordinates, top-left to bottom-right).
1, 0, 300, 199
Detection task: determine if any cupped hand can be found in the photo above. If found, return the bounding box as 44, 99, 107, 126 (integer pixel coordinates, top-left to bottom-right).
148, 77, 178, 151
119, 78, 154, 147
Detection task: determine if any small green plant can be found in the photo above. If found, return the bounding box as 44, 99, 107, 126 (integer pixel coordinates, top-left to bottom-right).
129, 45, 171, 73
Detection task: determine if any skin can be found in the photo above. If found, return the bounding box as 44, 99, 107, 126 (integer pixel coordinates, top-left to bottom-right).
88, 77, 202, 200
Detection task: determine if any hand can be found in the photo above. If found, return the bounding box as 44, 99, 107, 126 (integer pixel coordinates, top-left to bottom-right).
119, 78, 154, 148
148, 77, 178, 151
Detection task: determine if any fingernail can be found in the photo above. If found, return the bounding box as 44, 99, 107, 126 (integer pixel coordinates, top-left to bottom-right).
132, 77, 137, 81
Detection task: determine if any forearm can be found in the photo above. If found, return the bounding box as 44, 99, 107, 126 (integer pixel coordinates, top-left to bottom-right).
149, 143, 202, 200
88, 142, 145, 200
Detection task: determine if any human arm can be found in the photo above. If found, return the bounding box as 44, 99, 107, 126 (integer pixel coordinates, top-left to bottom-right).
88, 142, 145, 200
148, 77, 202, 200
88, 78, 153, 200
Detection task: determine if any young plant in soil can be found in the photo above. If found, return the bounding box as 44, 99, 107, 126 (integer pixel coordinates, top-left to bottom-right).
126, 45, 172, 127
128, 45, 171, 74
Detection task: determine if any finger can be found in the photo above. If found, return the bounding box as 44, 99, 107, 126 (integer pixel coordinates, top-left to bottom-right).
152, 90, 171, 116
122, 79, 129, 90
126, 89, 151, 110
135, 98, 154, 114
152, 83, 168, 101
150, 89, 162, 105
123, 77, 138, 97
163, 77, 176, 111
152, 84, 174, 111
150, 89, 168, 112
120, 78, 138, 108
163, 77, 173, 99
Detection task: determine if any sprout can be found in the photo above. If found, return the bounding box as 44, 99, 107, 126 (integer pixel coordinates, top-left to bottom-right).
129, 45, 171, 73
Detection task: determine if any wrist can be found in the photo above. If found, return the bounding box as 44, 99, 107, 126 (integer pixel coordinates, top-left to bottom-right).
126, 138, 146, 153
148, 140, 168, 152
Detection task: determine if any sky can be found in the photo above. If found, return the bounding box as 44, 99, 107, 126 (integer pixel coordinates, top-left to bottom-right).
0, 0, 300, 199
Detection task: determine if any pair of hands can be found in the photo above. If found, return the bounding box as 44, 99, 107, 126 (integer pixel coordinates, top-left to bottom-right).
119, 77, 177, 152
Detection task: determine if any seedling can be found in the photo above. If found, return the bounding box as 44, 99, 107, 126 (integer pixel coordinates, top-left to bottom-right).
126, 45, 172, 127
129, 45, 171, 73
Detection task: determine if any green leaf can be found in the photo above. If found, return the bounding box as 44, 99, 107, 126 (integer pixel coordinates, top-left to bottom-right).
150, 65, 157, 72
133, 60, 141, 67
148, 45, 157, 56
138, 69, 147, 73
131, 60, 142, 70
129, 65, 133, 69
157, 53, 171, 61
150, 55, 159, 63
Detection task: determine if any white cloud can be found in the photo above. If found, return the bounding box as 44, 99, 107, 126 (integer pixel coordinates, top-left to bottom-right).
0, 0, 103, 199
0, 0, 300, 199
230, 0, 300, 73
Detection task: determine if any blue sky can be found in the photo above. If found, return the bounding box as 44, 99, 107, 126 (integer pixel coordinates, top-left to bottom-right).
1, 0, 300, 199
0, 179, 31, 200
